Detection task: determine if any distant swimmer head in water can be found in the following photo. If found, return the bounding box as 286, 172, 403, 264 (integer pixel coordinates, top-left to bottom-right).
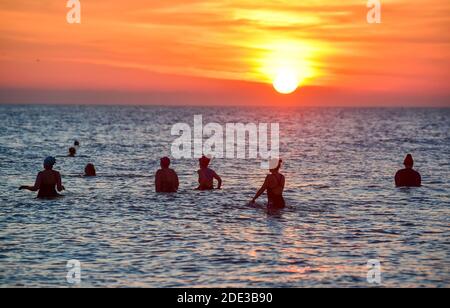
74, 140, 80, 147
155, 157, 179, 193
197, 155, 222, 190
68, 147, 76, 157
84, 163, 96, 177
395, 154, 421, 187
251, 158, 286, 209
19, 156, 65, 198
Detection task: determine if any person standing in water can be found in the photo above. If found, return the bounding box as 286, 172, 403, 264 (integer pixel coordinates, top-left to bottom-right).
395, 154, 422, 187
251, 159, 285, 209
19, 157, 65, 199
197, 155, 222, 190
155, 157, 179, 193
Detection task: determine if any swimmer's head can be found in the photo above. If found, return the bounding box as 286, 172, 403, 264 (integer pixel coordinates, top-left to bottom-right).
404, 154, 414, 168
84, 163, 96, 177
74, 140, 80, 147
160, 157, 171, 169
44, 156, 56, 169
269, 158, 282, 174
199, 155, 211, 169
69, 147, 76, 157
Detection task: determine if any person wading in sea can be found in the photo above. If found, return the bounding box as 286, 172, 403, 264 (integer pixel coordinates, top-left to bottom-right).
19, 157, 65, 199
196, 155, 222, 191
395, 154, 422, 187
251, 158, 286, 209
155, 157, 179, 193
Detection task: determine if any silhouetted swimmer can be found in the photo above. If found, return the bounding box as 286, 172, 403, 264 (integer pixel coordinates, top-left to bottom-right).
19, 157, 65, 199
68, 147, 76, 157
155, 157, 179, 193
251, 159, 285, 209
74, 140, 80, 147
395, 154, 421, 187
196, 155, 222, 190
84, 163, 96, 177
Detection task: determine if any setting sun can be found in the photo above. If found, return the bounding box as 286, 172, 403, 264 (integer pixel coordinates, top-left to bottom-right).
253, 40, 323, 96
273, 68, 300, 94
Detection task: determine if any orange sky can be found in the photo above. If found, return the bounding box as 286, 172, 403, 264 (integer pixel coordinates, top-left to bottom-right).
0, 0, 449, 106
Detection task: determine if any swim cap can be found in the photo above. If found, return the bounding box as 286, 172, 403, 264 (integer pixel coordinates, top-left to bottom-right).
269, 158, 282, 170
160, 157, 171, 168
199, 155, 211, 167
44, 156, 56, 166
404, 154, 414, 166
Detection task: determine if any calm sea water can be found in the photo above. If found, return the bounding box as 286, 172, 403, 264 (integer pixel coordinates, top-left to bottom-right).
0, 105, 449, 288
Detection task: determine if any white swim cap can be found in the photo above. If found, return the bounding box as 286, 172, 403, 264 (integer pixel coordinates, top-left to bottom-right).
269, 158, 282, 170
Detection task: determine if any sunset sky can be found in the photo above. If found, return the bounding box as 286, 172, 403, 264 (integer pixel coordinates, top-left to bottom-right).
0, 0, 449, 106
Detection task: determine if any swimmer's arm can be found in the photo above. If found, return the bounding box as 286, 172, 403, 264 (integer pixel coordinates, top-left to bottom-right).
174, 173, 180, 191
56, 172, 65, 192
196, 170, 205, 190
213, 172, 222, 189
394, 171, 400, 187
252, 177, 269, 202
19, 173, 42, 191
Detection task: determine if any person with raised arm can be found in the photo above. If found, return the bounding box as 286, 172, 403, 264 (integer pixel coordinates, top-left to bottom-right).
251, 159, 285, 209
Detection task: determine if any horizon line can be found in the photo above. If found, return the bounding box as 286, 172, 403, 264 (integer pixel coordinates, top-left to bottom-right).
1, 102, 449, 109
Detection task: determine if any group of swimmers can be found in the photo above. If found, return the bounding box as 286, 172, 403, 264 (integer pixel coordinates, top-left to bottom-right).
19, 140, 422, 209
154, 155, 285, 208
155, 155, 223, 192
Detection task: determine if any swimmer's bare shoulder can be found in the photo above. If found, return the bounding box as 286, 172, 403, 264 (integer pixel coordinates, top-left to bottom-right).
51, 170, 62, 179
265, 174, 274, 184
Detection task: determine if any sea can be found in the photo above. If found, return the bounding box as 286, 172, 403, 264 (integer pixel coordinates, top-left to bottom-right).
0, 105, 449, 287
